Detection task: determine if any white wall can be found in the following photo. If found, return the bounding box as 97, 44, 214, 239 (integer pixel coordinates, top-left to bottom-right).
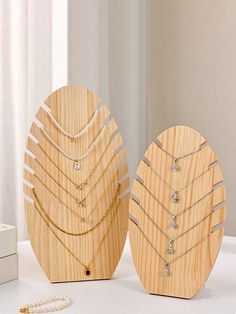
148, 0, 236, 236
68, 0, 236, 236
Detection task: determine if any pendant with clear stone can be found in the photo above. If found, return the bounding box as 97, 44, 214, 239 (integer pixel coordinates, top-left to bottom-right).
167, 240, 175, 254
74, 161, 81, 170
170, 215, 178, 229
171, 191, 180, 203
171, 159, 180, 172
163, 265, 170, 277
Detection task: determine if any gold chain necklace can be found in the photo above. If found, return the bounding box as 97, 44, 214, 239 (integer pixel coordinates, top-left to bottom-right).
137, 178, 218, 229
148, 162, 216, 203
37, 191, 121, 276
33, 171, 119, 224
32, 185, 120, 236
155, 140, 208, 172
46, 108, 99, 140
40, 125, 106, 170
132, 201, 218, 255
129, 215, 216, 277
36, 137, 112, 191
33, 147, 118, 208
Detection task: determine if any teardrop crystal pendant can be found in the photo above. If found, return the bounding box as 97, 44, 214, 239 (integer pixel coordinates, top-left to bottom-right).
171, 191, 180, 203
74, 161, 81, 170
170, 215, 178, 229
167, 240, 175, 254
163, 265, 170, 277
171, 159, 180, 172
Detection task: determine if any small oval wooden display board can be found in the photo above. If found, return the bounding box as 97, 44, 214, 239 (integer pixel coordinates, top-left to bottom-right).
23, 85, 129, 282
129, 126, 226, 299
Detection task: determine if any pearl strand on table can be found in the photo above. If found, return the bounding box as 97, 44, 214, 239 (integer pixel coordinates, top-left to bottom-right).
20, 296, 71, 313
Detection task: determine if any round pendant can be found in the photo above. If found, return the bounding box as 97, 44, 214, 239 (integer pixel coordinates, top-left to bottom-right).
163, 266, 170, 277
171, 160, 180, 172
171, 220, 178, 229
85, 268, 91, 276
170, 216, 178, 229
167, 245, 175, 254
74, 161, 81, 170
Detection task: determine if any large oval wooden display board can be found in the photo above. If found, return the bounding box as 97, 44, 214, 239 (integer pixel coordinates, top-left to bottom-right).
23, 85, 129, 282
129, 125, 226, 298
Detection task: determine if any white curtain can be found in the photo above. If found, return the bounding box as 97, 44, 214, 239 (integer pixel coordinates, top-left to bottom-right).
0, 0, 67, 240
68, 0, 148, 179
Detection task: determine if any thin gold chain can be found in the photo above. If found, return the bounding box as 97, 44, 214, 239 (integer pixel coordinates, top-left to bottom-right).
37, 191, 121, 274
33, 146, 118, 208
32, 184, 120, 236
36, 137, 112, 190
33, 171, 119, 222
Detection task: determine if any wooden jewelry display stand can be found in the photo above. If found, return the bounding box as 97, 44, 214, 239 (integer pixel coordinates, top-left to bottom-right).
23, 85, 129, 282
129, 125, 226, 298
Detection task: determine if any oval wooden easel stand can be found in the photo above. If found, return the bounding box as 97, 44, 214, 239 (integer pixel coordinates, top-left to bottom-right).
23, 85, 129, 282
129, 125, 226, 298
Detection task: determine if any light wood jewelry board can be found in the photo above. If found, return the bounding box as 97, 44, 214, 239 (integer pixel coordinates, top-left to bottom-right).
129, 125, 226, 298
23, 85, 129, 282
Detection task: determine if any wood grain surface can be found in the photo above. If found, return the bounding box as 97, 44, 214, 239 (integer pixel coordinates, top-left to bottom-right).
23, 85, 129, 282
129, 125, 226, 298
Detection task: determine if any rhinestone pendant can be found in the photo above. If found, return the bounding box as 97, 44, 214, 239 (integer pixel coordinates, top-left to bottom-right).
171, 191, 180, 203
163, 265, 170, 277
74, 161, 81, 170
171, 159, 180, 172
170, 215, 178, 229
167, 240, 175, 254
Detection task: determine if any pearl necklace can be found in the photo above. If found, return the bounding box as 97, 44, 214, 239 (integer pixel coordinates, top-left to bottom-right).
20, 296, 71, 313
47, 109, 99, 140
40, 125, 106, 170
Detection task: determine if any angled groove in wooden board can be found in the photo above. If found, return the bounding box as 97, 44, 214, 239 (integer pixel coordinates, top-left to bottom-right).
24, 85, 129, 282
129, 125, 226, 298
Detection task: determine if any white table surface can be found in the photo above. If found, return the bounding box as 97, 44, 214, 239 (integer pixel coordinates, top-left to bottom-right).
0, 236, 236, 314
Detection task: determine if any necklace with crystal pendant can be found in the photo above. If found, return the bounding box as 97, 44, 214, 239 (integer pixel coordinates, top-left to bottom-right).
129, 214, 218, 277
131, 200, 216, 257
140, 181, 216, 230
155, 140, 208, 172
148, 162, 215, 206
40, 125, 106, 170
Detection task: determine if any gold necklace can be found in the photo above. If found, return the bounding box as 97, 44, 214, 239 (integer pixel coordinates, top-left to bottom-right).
33, 147, 118, 208
32, 185, 120, 236
148, 162, 216, 203
155, 140, 208, 172
33, 171, 119, 223
129, 214, 217, 277
36, 137, 112, 190
40, 125, 106, 170
47, 108, 99, 141
37, 191, 121, 276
